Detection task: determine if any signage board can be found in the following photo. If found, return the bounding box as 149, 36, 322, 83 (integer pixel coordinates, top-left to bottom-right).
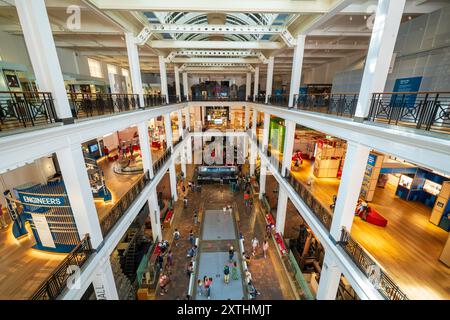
18, 193, 66, 207
31, 214, 56, 248
391, 76, 422, 108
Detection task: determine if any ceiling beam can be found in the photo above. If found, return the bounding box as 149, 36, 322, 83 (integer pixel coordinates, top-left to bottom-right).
171, 57, 260, 64
148, 40, 285, 50
87, 0, 332, 14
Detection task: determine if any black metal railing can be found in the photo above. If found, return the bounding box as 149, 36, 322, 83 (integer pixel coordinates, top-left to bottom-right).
30, 235, 93, 300
68, 93, 141, 118
284, 169, 333, 231
100, 171, 151, 237
144, 94, 167, 107
0, 91, 59, 132
152, 148, 172, 175
173, 134, 183, 147
339, 228, 408, 300
190, 95, 244, 102
368, 91, 450, 132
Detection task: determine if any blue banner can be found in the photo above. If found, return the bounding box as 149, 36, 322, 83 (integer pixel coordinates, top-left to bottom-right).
391, 76, 422, 108
17, 193, 66, 207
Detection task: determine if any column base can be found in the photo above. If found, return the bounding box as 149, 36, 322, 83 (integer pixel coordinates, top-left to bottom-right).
353, 116, 366, 123
61, 117, 75, 125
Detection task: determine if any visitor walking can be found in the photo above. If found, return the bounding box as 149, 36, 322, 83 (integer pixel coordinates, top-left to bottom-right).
0, 204, 8, 229
193, 210, 198, 225
197, 279, 204, 296
244, 269, 252, 285
223, 265, 230, 284
157, 254, 164, 270
186, 260, 194, 277
189, 230, 195, 246
251, 237, 259, 256
184, 196, 188, 208
228, 246, 235, 262
187, 245, 198, 258
231, 261, 239, 280
173, 228, 181, 247
263, 240, 269, 259
206, 277, 213, 299
159, 273, 169, 296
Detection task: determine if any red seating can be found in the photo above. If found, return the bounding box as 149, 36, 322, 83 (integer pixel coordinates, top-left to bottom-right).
365, 207, 388, 227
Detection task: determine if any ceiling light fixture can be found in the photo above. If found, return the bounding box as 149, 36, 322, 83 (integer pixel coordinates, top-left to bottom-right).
349, 16, 353, 21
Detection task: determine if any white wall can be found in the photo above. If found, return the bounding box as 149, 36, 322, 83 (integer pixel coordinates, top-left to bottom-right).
0, 157, 56, 206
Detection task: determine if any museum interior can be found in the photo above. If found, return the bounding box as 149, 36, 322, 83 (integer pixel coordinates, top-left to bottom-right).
0, 0, 449, 301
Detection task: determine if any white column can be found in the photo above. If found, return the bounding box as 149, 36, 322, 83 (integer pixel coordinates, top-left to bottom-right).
164, 113, 173, 150
275, 186, 288, 235
253, 66, 260, 101
244, 106, 250, 129
174, 65, 181, 102
202, 106, 206, 126
169, 160, 178, 202
185, 107, 191, 130
316, 252, 341, 300
92, 257, 119, 300
246, 72, 252, 100
252, 108, 257, 138
259, 159, 267, 199
265, 56, 275, 104
56, 145, 103, 248
177, 110, 184, 139
330, 142, 370, 240
158, 56, 168, 103
262, 112, 270, 152
180, 146, 187, 177
288, 34, 306, 107
137, 121, 154, 179
281, 120, 296, 177
148, 189, 162, 241
125, 32, 144, 107
249, 142, 256, 176
15, 0, 72, 120
354, 0, 406, 119
186, 136, 193, 164
182, 72, 189, 101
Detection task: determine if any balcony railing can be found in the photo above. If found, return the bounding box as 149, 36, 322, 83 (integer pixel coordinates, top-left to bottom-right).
30, 235, 93, 300
338, 228, 408, 300
190, 95, 245, 102
368, 91, 450, 133
100, 171, 151, 237
284, 169, 333, 231
68, 93, 141, 118
144, 94, 167, 106
0, 91, 59, 132
152, 148, 172, 176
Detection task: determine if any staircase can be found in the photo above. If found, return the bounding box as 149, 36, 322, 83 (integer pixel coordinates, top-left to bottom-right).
111, 256, 136, 300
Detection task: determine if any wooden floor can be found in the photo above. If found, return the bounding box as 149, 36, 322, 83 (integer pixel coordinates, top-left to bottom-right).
290, 160, 450, 300
95, 157, 143, 222
0, 223, 66, 299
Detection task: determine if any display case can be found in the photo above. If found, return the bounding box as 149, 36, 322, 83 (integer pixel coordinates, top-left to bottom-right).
360, 152, 384, 201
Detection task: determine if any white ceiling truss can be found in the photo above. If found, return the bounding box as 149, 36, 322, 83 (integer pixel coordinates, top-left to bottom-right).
135, 24, 296, 47
163, 50, 268, 64
179, 62, 254, 73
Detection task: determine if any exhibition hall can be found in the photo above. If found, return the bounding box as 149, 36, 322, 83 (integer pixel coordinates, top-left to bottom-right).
0, 0, 449, 303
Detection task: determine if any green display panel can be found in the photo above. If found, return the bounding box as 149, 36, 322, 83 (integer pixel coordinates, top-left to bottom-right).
269, 118, 286, 154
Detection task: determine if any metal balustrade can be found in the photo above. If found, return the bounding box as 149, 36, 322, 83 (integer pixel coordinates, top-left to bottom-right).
190, 95, 244, 101
0, 91, 59, 132
99, 171, 151, 237
152, 148, 172, 175
144, 94, 167, 106
68, 93, 141, 118
338, 228, 409, 300
368, 91, 450, 133
30, 235, 93, 300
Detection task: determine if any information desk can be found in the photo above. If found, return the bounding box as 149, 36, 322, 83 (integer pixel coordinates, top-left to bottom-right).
196, 166, 238, 184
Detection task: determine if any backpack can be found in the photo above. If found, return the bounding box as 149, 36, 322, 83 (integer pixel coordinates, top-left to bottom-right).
224, 266, 230, 275
174, 231, 180, 240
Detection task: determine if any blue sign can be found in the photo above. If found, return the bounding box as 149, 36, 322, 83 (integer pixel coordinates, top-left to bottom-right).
17, 193, 66, 207
391, 76, 422, 108
367, 154, 378, 166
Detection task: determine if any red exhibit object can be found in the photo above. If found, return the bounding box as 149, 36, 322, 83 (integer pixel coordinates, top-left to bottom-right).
266, 213, 275, 226
365, 207, 388, 227
274, 232, 287, 255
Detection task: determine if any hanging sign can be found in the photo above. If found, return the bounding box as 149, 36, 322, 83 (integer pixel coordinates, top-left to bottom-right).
18, 193, 66, 207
